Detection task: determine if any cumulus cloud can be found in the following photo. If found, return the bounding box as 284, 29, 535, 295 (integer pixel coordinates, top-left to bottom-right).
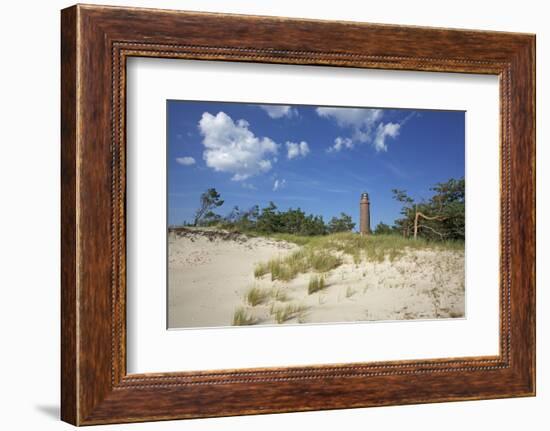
175, 156, 196, 166
317, 107, 402, 152
198, 111, 278, 181
273, 178, 287, 191
316, 107, 382, 131
286, 141, 310, 159
327, 137, 353, 153
260, 105, 297, 119
373, 122, 401, 152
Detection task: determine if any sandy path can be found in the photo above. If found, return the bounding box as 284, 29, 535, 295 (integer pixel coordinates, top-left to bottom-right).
168, 230, 464, 329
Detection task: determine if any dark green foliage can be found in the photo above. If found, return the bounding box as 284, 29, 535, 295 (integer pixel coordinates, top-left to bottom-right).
193, 188, 224, 226
255, 202, 327, 236
200, 211, 223, 226
327, 212, 355, 233
192, 191, 328, 235
374, 222, 393, 235
225, 205, 260, 231
391, 177, 465, 241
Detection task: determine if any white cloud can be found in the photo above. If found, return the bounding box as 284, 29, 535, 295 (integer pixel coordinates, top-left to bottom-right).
273, 178, 287, 191
316, 107, 382, 132
373, 122, 400, 152
175, 156, 196, 166
198, 111, 278, 181
286, 141, 310, 159
260, 105, 297, 119
317, 107, 403, 152
241, 182, 257, 190
327, 137, 353, 153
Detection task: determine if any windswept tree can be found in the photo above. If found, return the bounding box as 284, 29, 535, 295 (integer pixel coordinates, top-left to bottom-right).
237, 205, 260, 231
428, 178, 465, 240
225, 205, 241, 223
391, 188, 415, 237
256, 202, 280, 233
391, 178, 465, 241
193, 188, 224, 226
327, 213, 355, 233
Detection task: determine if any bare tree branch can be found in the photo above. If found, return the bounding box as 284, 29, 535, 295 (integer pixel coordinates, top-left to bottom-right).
414, 211, 447, 240
417, 223, 446, 238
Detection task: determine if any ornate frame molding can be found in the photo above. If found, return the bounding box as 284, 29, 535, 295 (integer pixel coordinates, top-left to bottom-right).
61, 5, 535, 425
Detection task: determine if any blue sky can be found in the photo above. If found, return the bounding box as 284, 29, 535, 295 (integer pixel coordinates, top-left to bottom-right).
167, 100, 464, 229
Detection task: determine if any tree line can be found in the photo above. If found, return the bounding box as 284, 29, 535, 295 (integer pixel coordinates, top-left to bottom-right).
185, 176, 464, 241
187, 188, 354, 236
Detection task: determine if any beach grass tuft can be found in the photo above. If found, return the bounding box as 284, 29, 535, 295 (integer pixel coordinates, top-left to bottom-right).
254, 263, 270, 278
232, 307, 256, 326
245, 286, 270, 306
272, 288, 290, 302
308, 274, 326, 295
254, 249, 342, 282
271, 303, 308, 324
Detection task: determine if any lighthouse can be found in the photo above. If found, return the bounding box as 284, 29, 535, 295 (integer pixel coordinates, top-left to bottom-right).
360, 192, 371, 235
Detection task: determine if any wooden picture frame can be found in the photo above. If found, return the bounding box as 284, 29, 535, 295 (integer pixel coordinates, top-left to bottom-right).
61, 4, 535, 425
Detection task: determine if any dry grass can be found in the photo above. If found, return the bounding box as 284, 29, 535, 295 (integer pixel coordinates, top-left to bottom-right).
270, 232, 464, 263
254, 233, 463, 284
232, 307, 256, 326
254, 264, 270, 279
254, 232, 464, 281
245, 285, 270, 306
308, 274, 326, 294
272, 288, 290, 302
245, 286, 291, 305
271, 303, 308, 324
254, 249, 342, 282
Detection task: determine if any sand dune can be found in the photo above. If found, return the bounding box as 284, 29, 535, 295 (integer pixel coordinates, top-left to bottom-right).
168, 229, 464, 329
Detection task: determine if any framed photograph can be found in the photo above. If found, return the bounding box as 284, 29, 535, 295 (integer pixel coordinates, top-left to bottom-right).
61, 4, 536, 425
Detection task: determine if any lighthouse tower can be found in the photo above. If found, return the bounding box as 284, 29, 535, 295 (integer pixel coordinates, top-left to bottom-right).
360, 192, 371, 235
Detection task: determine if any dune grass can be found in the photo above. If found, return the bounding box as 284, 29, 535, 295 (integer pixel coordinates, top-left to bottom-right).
345, 286, 356, 298
245, 285, 271, 306
254, 264, 270, 278
271, 303, 308, 324
232, 307, 257, 326
270, 232, 463, 262
245, 285, 291, 306
308, 274, 326, 294
272, 288, 290, 302
253, 232, 463, 283
254, 248, 342, 282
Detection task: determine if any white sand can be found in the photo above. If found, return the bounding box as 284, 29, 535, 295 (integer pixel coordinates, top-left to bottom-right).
168, 229, 464, 328
168, 230, 298, 328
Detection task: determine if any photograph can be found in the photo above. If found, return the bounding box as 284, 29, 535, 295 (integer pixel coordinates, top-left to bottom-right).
167, 101, 466, 329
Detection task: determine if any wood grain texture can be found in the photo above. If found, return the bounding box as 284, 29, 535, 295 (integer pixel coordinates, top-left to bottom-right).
60, 4, 536, 425
60, 5, 78, 425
